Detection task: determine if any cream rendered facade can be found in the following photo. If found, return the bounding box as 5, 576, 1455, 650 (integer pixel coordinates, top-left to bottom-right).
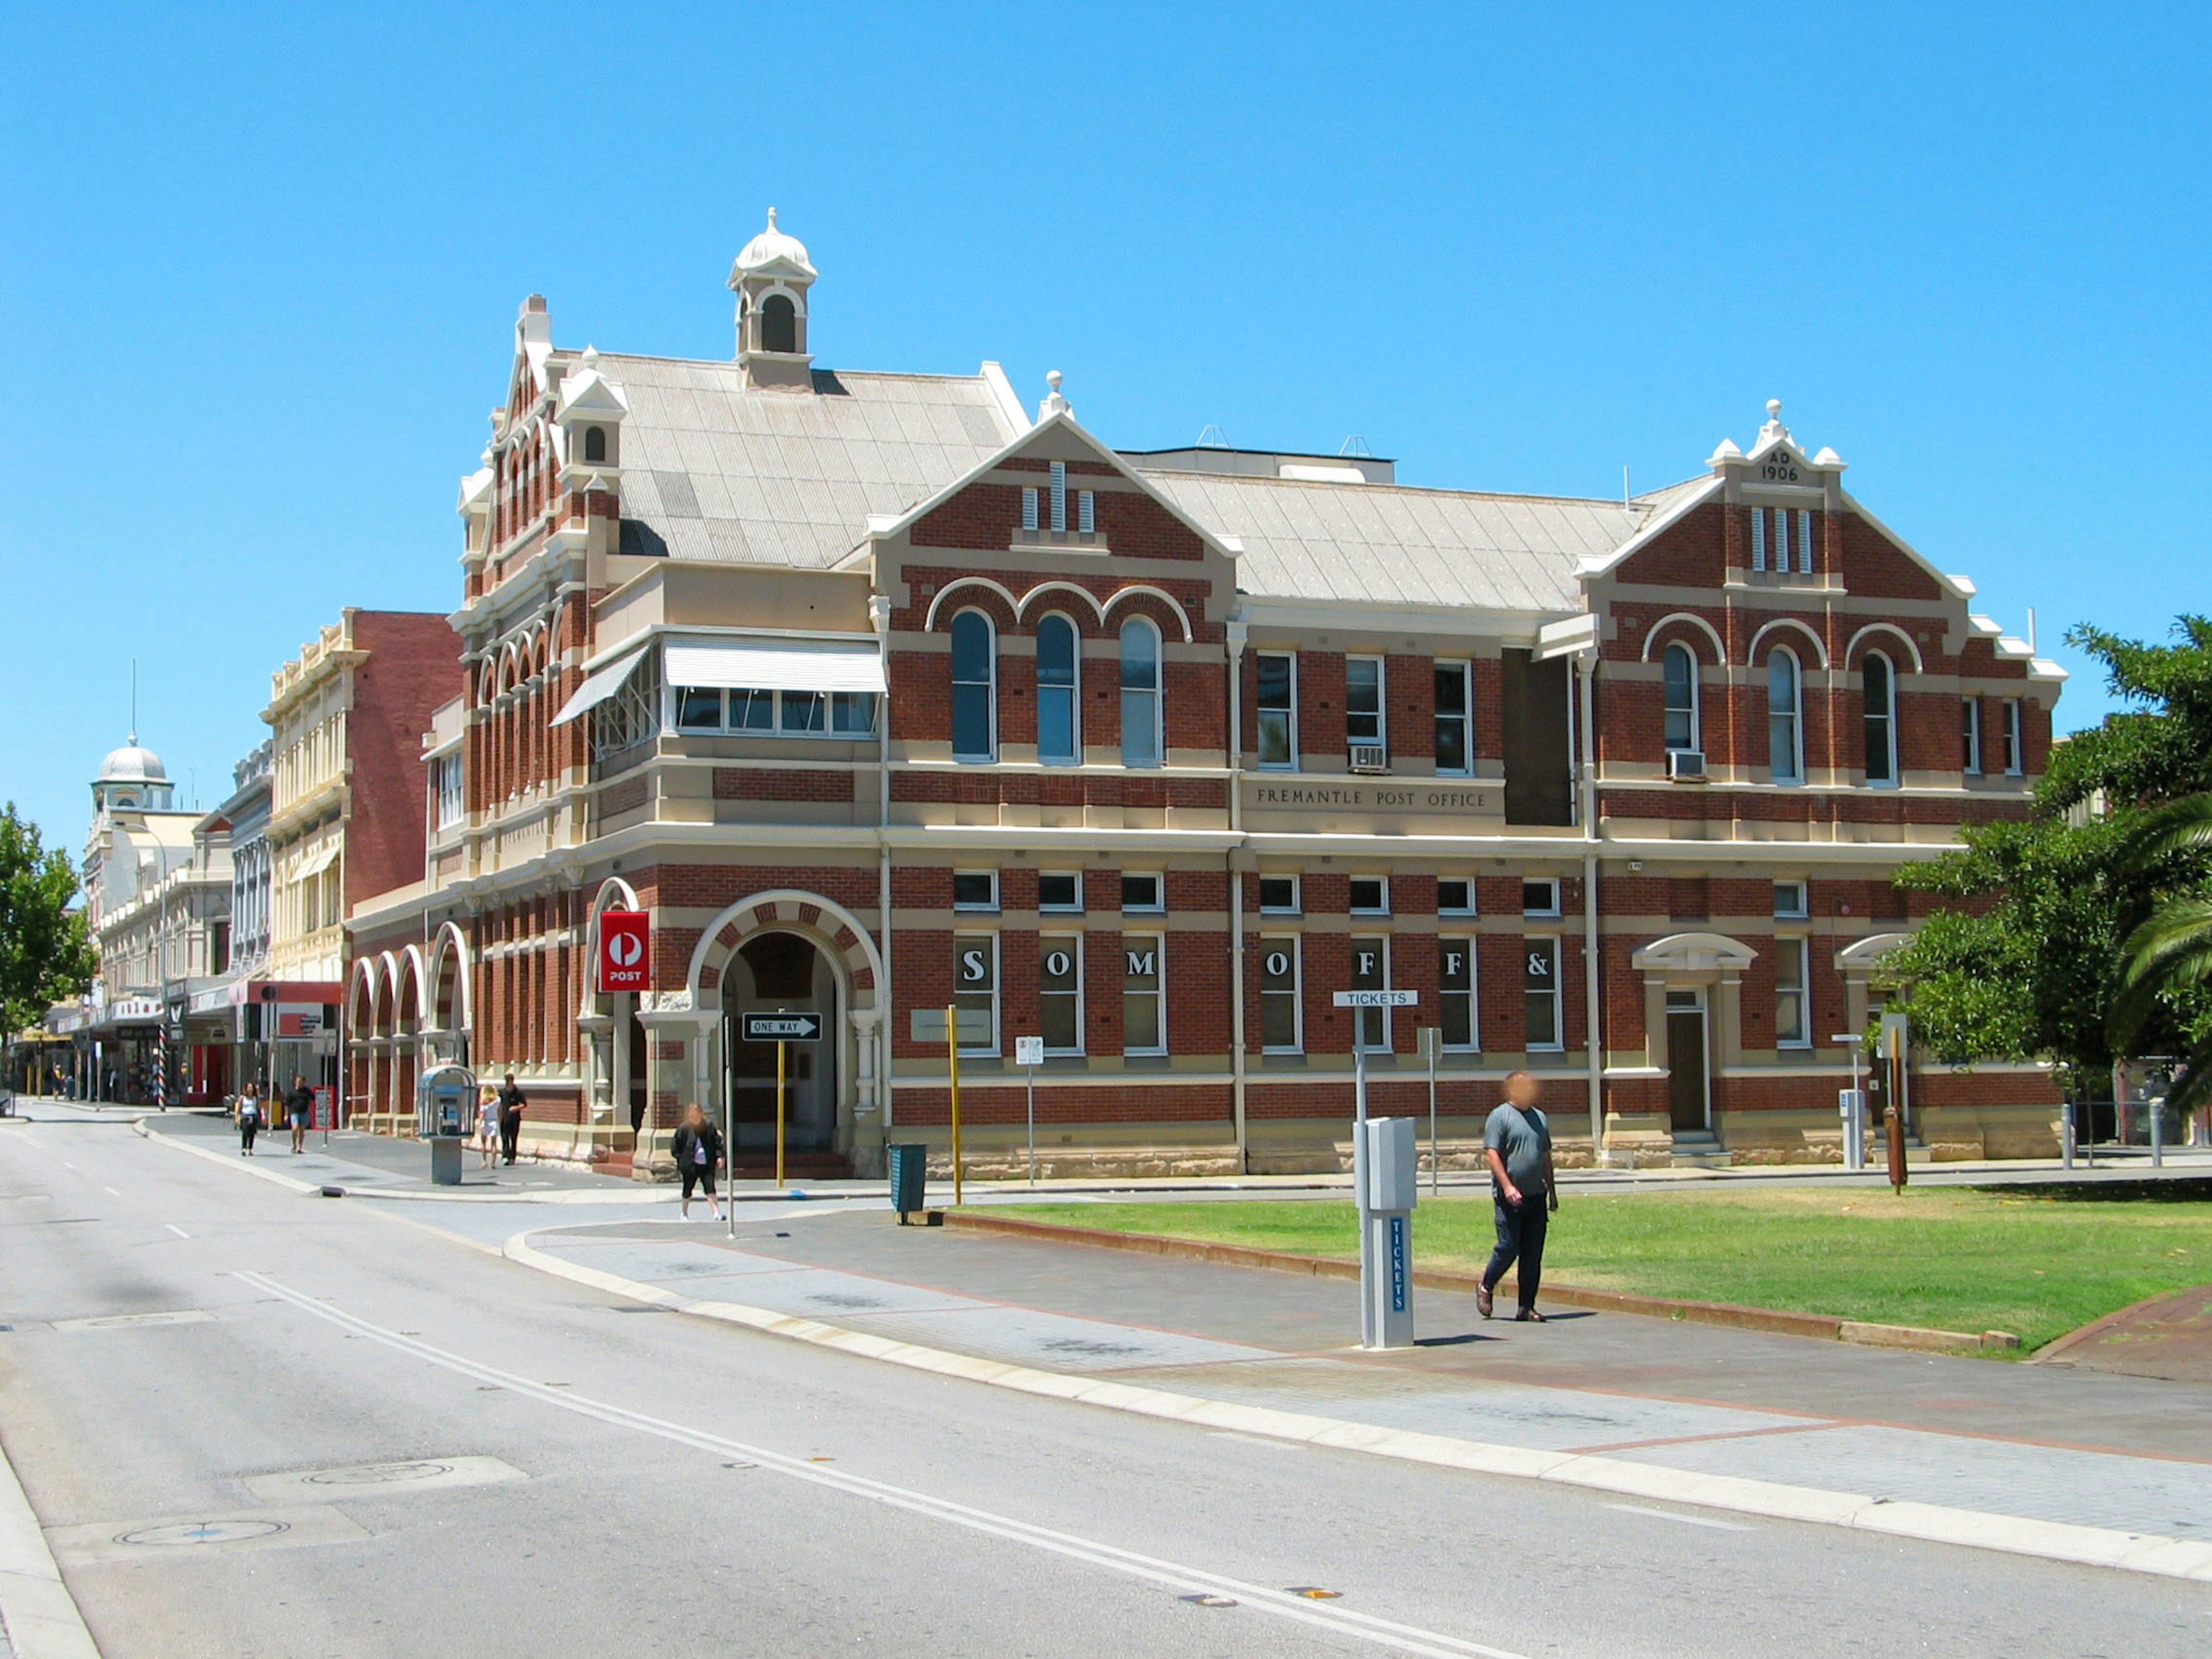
263, 620, 360, 985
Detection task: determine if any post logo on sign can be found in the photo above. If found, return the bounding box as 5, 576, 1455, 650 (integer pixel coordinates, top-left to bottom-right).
598, 910, 652, 993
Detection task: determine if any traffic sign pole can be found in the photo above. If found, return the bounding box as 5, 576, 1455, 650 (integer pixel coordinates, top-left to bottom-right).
777, 1034, 787, 1190
945, 1004, 963, 1207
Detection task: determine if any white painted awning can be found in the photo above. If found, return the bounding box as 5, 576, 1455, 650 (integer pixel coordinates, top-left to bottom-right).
293, 842, 340, 880
549, 646, 652, 728
664, 637, 885, 694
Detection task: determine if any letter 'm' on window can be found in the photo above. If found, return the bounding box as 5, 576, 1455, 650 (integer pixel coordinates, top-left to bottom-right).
1036, 614, 1079, 765
1120, 617, 1161, 767
951, 611, 996, 762
1123, 935, 1165, 1054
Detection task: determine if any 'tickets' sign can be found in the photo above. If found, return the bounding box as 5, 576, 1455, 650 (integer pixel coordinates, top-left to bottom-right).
597, 910, 652, 993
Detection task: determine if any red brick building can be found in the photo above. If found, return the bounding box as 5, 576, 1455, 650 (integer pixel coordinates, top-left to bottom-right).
347, 214, 2064, 1175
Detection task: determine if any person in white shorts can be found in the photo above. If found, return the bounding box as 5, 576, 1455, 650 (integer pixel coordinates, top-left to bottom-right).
477, 1093, 500, 1169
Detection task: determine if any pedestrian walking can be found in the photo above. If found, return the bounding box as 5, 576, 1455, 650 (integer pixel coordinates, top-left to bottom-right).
670, 1103, 724, 1220
286, 1074, 315, 1153
236, 1085, 263, 1156
476, 1090, 500, 1169
496, 1073, 526, 1165
1476, 1069, 1558, 1323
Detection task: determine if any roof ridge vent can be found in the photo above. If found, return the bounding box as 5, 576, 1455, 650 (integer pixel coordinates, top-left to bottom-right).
1339, 434, 1373, 457
1196, 423, 1230, 449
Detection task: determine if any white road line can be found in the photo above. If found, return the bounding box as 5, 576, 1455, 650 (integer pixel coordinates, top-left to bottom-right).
102, 1187, 120, 1198
166, 1224, 190, 1239
1605, 1503, 1755, 1532
236, 1271, 1524, 1659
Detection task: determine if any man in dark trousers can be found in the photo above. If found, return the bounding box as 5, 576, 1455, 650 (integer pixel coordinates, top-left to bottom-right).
1476, 1069, 1558, 1322
286, 1074, 315, 1153
496, 1073, 527, 1165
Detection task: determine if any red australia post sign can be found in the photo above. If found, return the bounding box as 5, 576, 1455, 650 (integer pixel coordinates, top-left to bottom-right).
597, 910, 652, 993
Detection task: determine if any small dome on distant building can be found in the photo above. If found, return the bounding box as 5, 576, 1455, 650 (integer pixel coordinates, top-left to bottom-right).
98, 740, 168, 786
730, 207, 817, 282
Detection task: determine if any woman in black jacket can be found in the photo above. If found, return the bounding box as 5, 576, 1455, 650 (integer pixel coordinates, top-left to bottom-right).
669, 1103, 724, 1221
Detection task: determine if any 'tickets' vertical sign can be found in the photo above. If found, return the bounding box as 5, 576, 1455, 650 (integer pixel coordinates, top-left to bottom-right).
597, 910, 652, 993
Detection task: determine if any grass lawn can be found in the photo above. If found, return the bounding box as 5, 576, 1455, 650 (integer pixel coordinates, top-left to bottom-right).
1011, 1187, 2212, 1351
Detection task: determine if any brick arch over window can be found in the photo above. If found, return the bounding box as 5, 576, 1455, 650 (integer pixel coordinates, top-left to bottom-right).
1101, 584, 1195, 642
1638, 612, 1727, 665
1747, 618, 1830, 671
922, 577, 1020, 632
685, 890, 884, 1013
1844, 623, 1923, 675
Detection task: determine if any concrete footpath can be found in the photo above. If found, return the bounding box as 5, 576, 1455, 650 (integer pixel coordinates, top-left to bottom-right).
510, 1205, 2212, 1584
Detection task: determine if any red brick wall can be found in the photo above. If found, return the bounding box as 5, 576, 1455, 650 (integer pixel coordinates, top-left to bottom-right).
346, 610, 463, 906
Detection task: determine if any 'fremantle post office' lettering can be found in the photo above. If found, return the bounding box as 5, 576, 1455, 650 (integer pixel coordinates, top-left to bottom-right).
311, 212, 2063, 1180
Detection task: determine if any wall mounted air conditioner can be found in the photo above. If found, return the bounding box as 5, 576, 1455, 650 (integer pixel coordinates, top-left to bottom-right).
1348, 744, 1389, 774
1666, 749, 1707, 781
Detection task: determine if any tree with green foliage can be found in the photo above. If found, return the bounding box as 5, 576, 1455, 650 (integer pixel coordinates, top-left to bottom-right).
1884, 617, 2212, 1086
2111, 794, 2212, 1113
0, 805, 97, 1042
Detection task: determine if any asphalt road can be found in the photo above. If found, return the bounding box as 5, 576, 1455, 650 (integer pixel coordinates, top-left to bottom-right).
2, 1107, 2207, 1658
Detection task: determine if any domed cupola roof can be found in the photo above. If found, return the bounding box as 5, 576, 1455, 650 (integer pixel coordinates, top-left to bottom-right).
97, 739, 168, 786
730, 207, 817, 283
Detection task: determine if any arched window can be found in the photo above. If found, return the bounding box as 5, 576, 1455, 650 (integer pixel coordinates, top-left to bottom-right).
583, 426, 607, 464
1119, 616, 1162, 767
1768, 649, 1802, 783
1662, 642, 1700, 754
1036, 613, 1080, 766
1863, 650, 1897, 785
950, 610, 996, 762
761, 293, 798, 354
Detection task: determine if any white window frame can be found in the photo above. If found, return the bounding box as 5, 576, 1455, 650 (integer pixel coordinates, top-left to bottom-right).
1259, 935, 1302, 1054
1774, 934, 1811, 1049
1440, 934, 1479, 1052
1863, 650, 1899, 787
1346, 656, 1386, 750
1523, 933, 1564, 1052
1119, 616, 1163, 768
1035, 611, 1081, 767
1434, 659, 1473, 776
1039, 933, 1084, 1056
1257, 874, 1301, 915
1120, 872, 1165, 913
1348, 876, 1389, 915
952, 870, 999, 912
953, 933, 999, 1056
433, 753, 464, 829
1962, 695, 1983, 776
1663, 642, 1700, 755
1256, 651, 1298, 770
1122, 931, 1167, 1056
1437, 877, 1476, 916
1773, 880, 1809, 921
1521, 877, 1560, 918
1349, 933, 1392, 1052
950, 608, 998, 764
2003, 698, 2024, 776
1038, 870, 1084, 913
1768, 647, 1803, 784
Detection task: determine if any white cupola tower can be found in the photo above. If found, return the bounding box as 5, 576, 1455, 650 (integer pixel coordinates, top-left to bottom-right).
729, 207, 818, 391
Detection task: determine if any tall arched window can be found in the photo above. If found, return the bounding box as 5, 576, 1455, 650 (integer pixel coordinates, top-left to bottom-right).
950, 610, 996, 762
1863, 650, 1897, 785
1768, 649, 1802, 783
583, 426, 607, 463
1036, 613, 1080, 765
1662, 642, 1700, 754
1119, 616, 1161, 767
761, 293, 798, 354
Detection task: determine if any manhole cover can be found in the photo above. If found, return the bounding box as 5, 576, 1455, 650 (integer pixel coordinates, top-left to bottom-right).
118, 1518, 289, 1548
303, 1461, 454, 1487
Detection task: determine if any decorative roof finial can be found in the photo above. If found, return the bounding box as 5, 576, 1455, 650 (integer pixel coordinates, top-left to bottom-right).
1767, 397, 1782, 420
767, 206, 778, 230
1037, 369, 1071, 421
1758, 396, 1792, 448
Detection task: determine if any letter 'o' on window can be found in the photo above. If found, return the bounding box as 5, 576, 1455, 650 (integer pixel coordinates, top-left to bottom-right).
1037, 614, 1078, 765
951, 610, 995, 762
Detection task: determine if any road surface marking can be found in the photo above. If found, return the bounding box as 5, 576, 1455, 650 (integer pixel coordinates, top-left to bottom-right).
102, 1186, 121, 1197
238, 1271, 1527, 1659
1604, 1503, 1755, 1532
166, 1224, 190, 1238
54, 1309, 215, 1332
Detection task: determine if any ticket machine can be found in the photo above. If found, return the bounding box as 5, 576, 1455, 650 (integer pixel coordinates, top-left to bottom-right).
416, 1063, 477, 1185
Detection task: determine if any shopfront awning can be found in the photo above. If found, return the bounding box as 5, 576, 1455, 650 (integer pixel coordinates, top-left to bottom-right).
664, 637, 885, 694
294, 842, 340, 880
550, 645, 652, 728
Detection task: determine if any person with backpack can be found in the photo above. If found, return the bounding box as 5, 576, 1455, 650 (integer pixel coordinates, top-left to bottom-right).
669, 1102, 724, 1221
236, 1084, 263, 1156
1476, 1069, 1558, 1322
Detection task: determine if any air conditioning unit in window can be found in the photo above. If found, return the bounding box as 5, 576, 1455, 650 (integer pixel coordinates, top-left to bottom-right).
1348, 744, 1389, 774
1666, 749, 1707, 781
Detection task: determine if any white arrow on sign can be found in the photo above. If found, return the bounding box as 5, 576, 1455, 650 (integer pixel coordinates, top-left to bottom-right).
1332, 990, 1419, 1007
742, 1013, 824, 1041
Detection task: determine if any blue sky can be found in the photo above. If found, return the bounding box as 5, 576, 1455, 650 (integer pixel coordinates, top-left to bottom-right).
3, 4, 2206, 851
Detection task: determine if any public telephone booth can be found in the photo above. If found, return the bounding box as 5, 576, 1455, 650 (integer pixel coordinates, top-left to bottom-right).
416, 1063, 477, 1185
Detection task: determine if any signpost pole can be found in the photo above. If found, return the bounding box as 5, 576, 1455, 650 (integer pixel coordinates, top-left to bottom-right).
1027, 1056, 1037, 1187
1423, 1026, 1440, 1198
776, 1035, 787, 1191
727, 1040, 736, 1238
946, 1004, 963, 1207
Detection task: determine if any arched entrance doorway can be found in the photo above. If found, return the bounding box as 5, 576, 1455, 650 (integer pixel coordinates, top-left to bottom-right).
721, 932, 838, 1151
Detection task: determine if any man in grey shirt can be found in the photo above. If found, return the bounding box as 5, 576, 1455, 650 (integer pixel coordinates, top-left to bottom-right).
1478, 1070, 1558, 1321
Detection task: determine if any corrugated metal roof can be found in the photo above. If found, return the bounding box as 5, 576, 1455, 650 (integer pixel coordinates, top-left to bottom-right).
597, 354, 1021, 569
1141, 471, 1694, 613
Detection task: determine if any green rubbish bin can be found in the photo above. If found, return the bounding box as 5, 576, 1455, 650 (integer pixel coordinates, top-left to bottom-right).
888, 1143, 928, 1222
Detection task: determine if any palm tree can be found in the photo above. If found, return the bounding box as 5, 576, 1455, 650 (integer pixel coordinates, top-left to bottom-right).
2111, 793, 2212, 1113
